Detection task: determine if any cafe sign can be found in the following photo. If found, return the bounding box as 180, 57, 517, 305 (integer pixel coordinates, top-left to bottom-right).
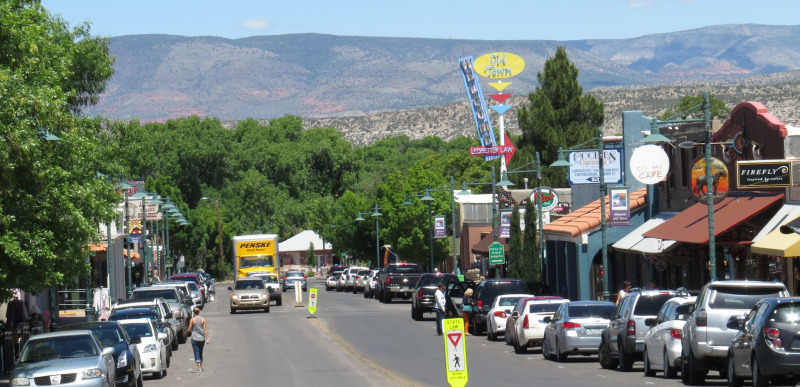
737, 160, 792, 188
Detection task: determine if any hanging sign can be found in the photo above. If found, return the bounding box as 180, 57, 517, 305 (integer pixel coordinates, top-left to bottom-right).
499, 211, 512, 238
458, 56, 498, 160
630, 145, 670, 184
568, 150, 623, 185
488, 242, 505, 265
531, 188, 559, 212
608, 187, 631, 226
690, 157, 729, 204
473, 52, 525, 79
434, 216, 447, 239
736, 160, 792, 188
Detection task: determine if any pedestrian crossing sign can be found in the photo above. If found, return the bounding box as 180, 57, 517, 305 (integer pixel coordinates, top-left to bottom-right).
443, 318, 468, 387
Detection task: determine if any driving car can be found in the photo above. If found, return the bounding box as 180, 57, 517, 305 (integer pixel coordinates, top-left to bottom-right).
510, 297, 568, 353
411, 273, 461, 321
726, 297, 800, 387
326, 271, 342, 291
352, 269, 372, 293
363, 269, 380, 298
282, 270, 307, 292
58, 321, 143, 387
642, 295, 696, 378
11, 330, 117, 387
117, 318, 169, 379
229, 276, 270, 313
484, 293, 533, 341
542, 300, 616, 361
253, 272, 283, 305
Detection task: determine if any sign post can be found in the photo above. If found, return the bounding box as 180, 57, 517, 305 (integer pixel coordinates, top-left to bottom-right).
294, 283, 304, 307
307, 288, 318, 318
488, 242, 505, 265
443, 318, 468, 387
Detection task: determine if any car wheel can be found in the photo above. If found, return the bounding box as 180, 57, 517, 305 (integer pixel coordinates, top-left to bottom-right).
664, 349, 677, 379
363, 289, 369, 298
555, 338, 567, 362
727, 354, 743, 387
166, 348, 171, 367
685, 347, 706, 385
598, 340, 619, 370
618, 338, 633, 371
752, 354, 768, 387
230, 308, 236, 314
513, 336, 527, 354
541, 336, 552, 360
505, 328, 513, 345
276, 296, 282, 306
264, 307, 270, 313
487, 327, 496, 341
155, 355, 165, 379
643, 346, 655, 376
137, 371, 144, 387
171, 335, 179, 351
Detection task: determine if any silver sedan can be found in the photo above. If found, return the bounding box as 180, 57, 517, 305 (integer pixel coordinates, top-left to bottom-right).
542, 300, 616, 361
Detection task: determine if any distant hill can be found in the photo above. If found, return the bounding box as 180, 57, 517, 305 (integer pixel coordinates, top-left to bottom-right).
87, 24, 800, 144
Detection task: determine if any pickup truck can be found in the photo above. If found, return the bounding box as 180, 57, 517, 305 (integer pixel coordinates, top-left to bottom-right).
376, 262, 423, 303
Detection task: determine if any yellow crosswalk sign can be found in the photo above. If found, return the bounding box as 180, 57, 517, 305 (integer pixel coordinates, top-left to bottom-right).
308, 288, 318, 316
443, 318, 468, 387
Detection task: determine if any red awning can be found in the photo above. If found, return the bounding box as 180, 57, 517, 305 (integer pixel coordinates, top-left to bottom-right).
643, 193, 784, 244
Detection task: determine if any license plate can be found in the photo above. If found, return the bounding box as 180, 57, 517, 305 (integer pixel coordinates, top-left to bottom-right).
636, 343, 644, 351
584, 329, 593, 335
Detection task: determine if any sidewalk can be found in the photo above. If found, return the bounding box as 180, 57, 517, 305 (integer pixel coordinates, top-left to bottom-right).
0, 310, 90, 386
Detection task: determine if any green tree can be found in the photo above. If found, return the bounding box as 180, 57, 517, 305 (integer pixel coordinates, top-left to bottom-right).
658, 93, 730, 121
506, 204, 523, 279
0, 1, 116, 299
305, 242, 317, 267
517, 46, 604, 187
522, 200, 541, 282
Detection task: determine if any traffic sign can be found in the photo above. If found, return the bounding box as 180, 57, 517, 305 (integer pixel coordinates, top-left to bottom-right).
443, 318, 468, 387
308, 288, 318, 317
488, 242, 505, 265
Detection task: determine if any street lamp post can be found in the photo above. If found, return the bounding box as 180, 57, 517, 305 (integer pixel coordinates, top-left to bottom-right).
402, 177, 459, 273
402, 187, 436, 271
201, 197, 225, 277
356, 204, 382, 269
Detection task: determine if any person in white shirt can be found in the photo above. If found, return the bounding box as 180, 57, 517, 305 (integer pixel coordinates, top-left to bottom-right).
434, 283, 446, 336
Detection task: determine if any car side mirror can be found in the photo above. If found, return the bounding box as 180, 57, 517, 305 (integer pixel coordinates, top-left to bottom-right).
687, 305, 695, 314
157, 332, 168, 341
184, 299, 193, 306
165, 312, 173, 319
102, 347, 115, 356
227, 286, 233, 291
511, 311, 519, 318
644, 318, 655, 327
543, 316, 552, 323
726, 315, 744, 330
129, 336, 141, 344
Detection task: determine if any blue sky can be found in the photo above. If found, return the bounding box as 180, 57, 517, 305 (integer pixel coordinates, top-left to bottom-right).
42, 0, 799, 41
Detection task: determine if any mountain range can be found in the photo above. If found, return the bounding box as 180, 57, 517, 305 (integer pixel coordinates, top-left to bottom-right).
87, 24, 800, 144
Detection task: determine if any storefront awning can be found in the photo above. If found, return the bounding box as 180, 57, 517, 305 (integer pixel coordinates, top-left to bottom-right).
612, 213, 678, 254
752, 204, 800, 243
642, 193, 784, 244
751, 223, 800, 257
471, 233, 507, 255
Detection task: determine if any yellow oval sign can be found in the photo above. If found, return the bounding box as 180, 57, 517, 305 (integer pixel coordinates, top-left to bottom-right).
473, 52, 525, 79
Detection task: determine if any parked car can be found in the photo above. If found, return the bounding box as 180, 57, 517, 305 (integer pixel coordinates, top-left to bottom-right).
117, 318, 169, 379
108, 306, 175, 362
410, 273, 460, 320
352, 269, 372, 293
642, 295, 696, 378
682, 280, 789, 385
130, 286, 189, 341
253, 272, 283, 305
151, 281, 194, 324
170, 273, 206, 305
727, 297, 800, 387
485, 294, 534, 341
470, 278, 531, 335
282, 270, 307, 292
599, 288, 680, 371
542, 300, 616, 361
363, 270, 380, 298
57, 321, 143, 387
509, 297, 568, 353
113, 298, 179, 350
376, 262, 424, 303
183, 280, 204, 308
11, 330, 117, 387
343, 266, 368, 292
229, 276, 270, 313
336, 267, 350, 292
326, 271, 342, 291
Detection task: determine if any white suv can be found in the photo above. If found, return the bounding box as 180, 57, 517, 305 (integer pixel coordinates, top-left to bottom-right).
681, 280, 789, 385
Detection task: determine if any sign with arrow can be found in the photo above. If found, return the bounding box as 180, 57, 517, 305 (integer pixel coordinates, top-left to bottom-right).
443, 318, 468, 387
567, 149, 623, 185
469, 133, 516, 165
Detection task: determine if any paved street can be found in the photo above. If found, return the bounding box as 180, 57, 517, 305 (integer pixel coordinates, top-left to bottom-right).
142, 278, 731, 386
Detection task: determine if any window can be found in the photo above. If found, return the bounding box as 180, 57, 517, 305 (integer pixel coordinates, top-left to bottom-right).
568, 305, 615, 319
709, 286, 785, 310
772, 303, 800, 324
235, 280, 264, 290
529, 303, 562, 314
633, 294, 674, 316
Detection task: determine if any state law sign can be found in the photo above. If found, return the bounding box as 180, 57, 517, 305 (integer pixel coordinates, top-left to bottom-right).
630, 144, 670, 185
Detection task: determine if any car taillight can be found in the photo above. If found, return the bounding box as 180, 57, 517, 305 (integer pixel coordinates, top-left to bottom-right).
765, 327, 782, 347
627, 320, 635, 335
417, 289, 423, 299
696, 310, 707, 326
386, 276, 391, 285
477, 300, 483, 309
670, 328, 682, 339
494, 311, 507, 318
522, 314, 529, 329
562, 322, 581, 330
355, 276, 360, 280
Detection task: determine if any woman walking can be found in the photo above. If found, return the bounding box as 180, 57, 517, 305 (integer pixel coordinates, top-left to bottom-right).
184, 307, 209, 372
461, 288, 474, 335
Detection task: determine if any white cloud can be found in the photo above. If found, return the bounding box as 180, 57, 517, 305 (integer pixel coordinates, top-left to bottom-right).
240, 18, 271, 31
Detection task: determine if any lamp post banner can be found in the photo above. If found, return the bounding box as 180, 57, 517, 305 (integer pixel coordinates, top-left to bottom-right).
499, 211, 512, 238
434, 216, 447, 239
609, 187, 630, 226
690, 156, 729, 204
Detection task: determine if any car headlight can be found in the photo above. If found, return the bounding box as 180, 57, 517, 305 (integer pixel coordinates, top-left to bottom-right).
171, 308, 182, 318
116, 351, 128, 368
82, 368, 105, 379
231, 294, 239, 300
142, 343, 157, 353
10, 377, 30, 386
260, 293, 267, 299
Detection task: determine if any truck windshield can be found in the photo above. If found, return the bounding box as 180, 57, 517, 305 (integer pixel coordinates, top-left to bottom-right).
241, 256, 274, 268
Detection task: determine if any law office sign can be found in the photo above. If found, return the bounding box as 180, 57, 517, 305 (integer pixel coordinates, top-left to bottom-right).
568, 149, 623, 185
736, 160, 792, 188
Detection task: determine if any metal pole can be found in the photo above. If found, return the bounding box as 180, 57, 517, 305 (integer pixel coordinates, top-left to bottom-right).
142, 195, 150, 285
375, 204, 380, 269
124, 191, 131, 296
428, 196, 434, 272
216, 200, 224, 276
599, 127, 611, 301
85, 254, 92, 322
165, 210, 170, 275
450, 176, 458, 274
704, 91, 716, 280
536, 152, 544, 281
106, 222, 113, 301
492, 166, 497, 242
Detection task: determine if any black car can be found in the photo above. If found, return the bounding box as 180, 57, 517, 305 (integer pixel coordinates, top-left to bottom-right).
470, 279, 530, 335
59, 321, 143, 387
727, 297, 800, 387
411, 273, 460, 321
109, 307, 174, 359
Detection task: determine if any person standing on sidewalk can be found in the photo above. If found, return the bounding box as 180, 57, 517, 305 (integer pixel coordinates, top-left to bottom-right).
434, 283, 446, 336
184, 307, 209, 372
